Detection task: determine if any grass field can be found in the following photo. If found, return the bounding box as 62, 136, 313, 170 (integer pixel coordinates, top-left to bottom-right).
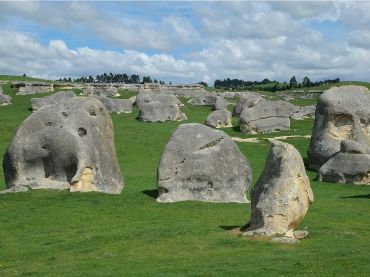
0, 83, 369, 276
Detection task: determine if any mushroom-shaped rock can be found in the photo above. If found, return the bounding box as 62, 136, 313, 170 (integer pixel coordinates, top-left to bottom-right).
243, 141, 313, 240
308, 85, 370, 171
93, 96, 132, 114
138, 94, 186, 122
233, 92, 263, 116
318, 140, 370, 184
30, 91, 76, 111
2, 97, 123, 194
157, 123, 252, 203
239, 100, 298, 134
205, 110, 232, 128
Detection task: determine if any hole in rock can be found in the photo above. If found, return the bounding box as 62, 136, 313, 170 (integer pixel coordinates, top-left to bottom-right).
78, 128, 87, 137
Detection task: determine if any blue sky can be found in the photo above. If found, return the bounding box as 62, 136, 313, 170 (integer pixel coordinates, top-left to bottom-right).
0, 1, 370, 84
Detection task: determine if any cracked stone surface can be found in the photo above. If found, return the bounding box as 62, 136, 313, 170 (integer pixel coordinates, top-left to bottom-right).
157, 123, 252, 203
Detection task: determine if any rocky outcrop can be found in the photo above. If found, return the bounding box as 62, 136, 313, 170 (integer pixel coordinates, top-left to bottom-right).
319, 140, 370, 185
82, 85, 120, 97
205, 110, 232, 128
157, 123, 252, 203
2, 97, 123, 194
292, 105, 316, 120
0, 86, 12, 106
30, 91, 76, 111
93, 96, 132, 114
15, 82, 54, 95
138, 93, 186, 122
139, 83, 207, 98
239, 100, 298, 134
233, 92, 264, 116
308, 85, 370, 171
243, 141, 314, 241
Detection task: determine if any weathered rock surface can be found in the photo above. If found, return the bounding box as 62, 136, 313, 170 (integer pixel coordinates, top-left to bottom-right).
30, 91, 76, 111
140, 83, 207, 98
308, 85, 370, 171
292, 105, 316, 120
205, 110, 233, 128
318, 140, 370, 184
0, 89, 12, 106
239, 100, 298, 134
214, 96, 229, 110
93, 96, 132, 114
157, 123, 252, 203
16, 83, 54, 95
138, 93, 186, 122
82, 85, 119, 97
188, 94, 218, 106
243, 141, 314, 240
3, 97, 123, 194
233, 92, 264, 116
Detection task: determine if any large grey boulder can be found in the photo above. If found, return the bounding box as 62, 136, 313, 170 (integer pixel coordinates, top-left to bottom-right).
233, 92, 263, 116
2, 97, 123, 194
157, 123, 252, 203
82, 85, 119, 97
93, 96, 132, 114
30, 91, 76, 111
318, 140, 370, 184
205, 110, 232, 128
243, 141, 314, 240
138, 93, 186, 122
308, 85, 370, 171
292, 105, 316, 120
188, 94, 218, 106
239, 100, 298, 134
214, 96, 229, 110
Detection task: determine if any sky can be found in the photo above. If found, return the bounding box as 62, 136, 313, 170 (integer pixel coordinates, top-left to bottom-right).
0, 1, 370, 84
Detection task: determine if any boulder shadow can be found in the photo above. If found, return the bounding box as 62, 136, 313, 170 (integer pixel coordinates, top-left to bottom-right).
340, 194, 370, 199
219, 225, 243, 231
232, 125, 241, 132
142, 189, 158, 199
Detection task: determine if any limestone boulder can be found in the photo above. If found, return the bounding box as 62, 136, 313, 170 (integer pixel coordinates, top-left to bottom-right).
292, 105, 316, 120
140, 83, 207, 98
157, 123, 252, 203
2, 97, 123, 194
318, 140, 370, 184
243, 141, 314, 240
188, 94, 218, 106
239, 100, 298, 134
138, 93, 186, 122
16, 83, 54, 95
233, 92, 263, 116
205, 110, 232, 128
93, 96, 132, 114
308, 85, 370, 171
82, 85, 119, 97
30, 91, 76, 111
214, 96, 229, 110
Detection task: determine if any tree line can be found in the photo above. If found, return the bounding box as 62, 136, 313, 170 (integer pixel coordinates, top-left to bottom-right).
58, 73, 166, 85
214, 76, 340, 91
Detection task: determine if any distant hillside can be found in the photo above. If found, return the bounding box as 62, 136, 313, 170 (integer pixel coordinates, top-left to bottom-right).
0, 75, 53, 83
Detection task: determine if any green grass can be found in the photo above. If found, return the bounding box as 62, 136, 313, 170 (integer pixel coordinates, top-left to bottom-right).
0, 83, 369, 276
0, 75, 53, 83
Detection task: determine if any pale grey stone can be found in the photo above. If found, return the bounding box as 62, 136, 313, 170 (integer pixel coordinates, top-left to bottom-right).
157, 123, 252, 203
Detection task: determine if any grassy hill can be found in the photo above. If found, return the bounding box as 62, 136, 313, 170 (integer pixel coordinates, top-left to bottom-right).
0, 81, 369, 276
0, 75, 54, 83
